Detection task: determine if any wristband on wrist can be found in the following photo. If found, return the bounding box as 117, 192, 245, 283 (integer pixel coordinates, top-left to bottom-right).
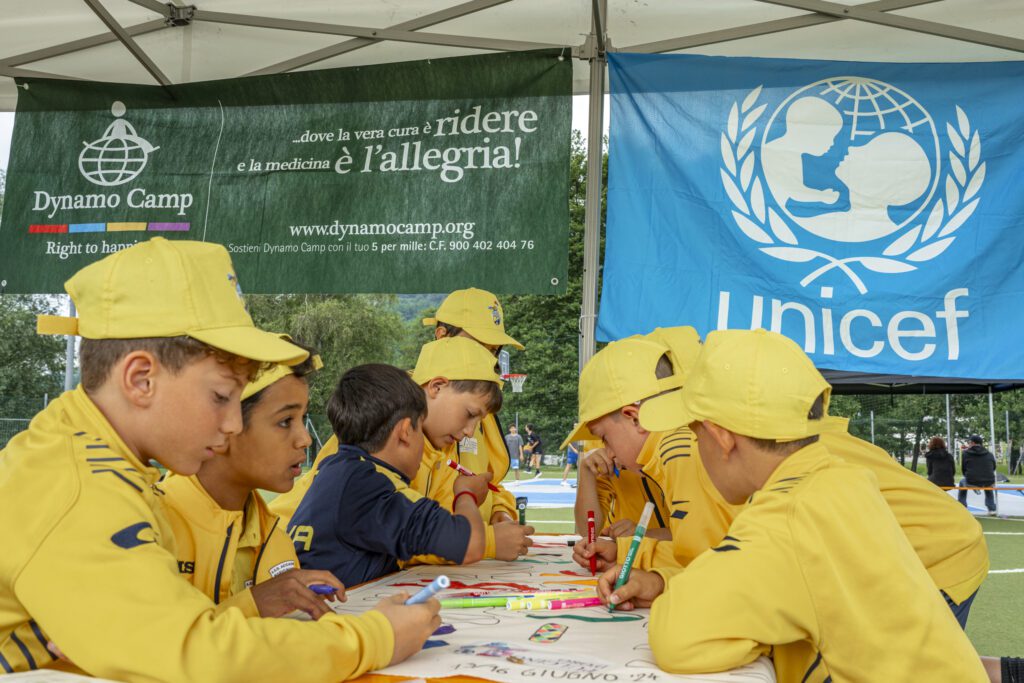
1004, 657, 1024, 683
452, 490, 479, 511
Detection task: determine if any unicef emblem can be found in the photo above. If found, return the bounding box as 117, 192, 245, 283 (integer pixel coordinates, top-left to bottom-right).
79, 101, 159, 187
721, 77, 985, 293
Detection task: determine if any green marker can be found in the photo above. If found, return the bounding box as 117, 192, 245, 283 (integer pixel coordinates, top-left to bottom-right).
440, 597, 511, 608
609, 501, 655, 612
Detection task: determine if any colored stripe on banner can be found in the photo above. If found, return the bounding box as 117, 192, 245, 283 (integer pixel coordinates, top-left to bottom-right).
69, 223, 105, 233
148, 222, 190, 232
28, 224, 67, 233
106, 222, 148, 232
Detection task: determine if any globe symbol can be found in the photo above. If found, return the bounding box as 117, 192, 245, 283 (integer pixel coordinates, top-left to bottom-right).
78, 101, 159, 187
760, 77, 940, 243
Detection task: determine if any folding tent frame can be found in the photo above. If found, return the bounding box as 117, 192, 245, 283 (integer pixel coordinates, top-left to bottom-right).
1, 0, 1022, 388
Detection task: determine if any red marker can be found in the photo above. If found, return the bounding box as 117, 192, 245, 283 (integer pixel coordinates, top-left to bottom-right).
587, 510, 597, 575
447, 459, 500, 492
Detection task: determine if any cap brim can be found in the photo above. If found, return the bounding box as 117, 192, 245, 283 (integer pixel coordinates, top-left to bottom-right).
560, 422, 598, 451
464, 325, 525, 350
189, 326, 310, 365
422, 317, 437, 327
638, 390, 692, 433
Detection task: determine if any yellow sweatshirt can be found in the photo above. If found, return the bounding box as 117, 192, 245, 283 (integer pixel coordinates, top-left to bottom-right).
648, 443, 986, 682
161, 474, 300, 618
619, 429, 741, 570
409, 439, 497, 561
454, 414, 517, 520
821, 425, 989, 604
268, 434, 338, 528
0, 388, 392, 680
594, 435, 670, 536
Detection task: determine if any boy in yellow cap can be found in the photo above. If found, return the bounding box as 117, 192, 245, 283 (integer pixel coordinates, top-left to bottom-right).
271, 287, 523, 527
0, 238, 439, 680
162, 341, 345, 619
571, 328, 733, 573
408, 337, 534, 562
603, 328, 986, 682
287, 361, 492, 585
424, 287, 522, 520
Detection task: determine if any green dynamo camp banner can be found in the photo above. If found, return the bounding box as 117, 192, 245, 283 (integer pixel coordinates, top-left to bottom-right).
0, 50, 571, 294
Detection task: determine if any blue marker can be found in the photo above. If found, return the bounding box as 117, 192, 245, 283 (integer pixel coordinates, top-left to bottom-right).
406, 575, 451, 605
613, 463, 620, 478
309, 584, 339, 596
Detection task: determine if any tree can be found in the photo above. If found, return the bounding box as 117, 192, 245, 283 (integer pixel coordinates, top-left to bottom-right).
0, 295, 66, 444
496, 131, 604, 448
245, 294, 405, 439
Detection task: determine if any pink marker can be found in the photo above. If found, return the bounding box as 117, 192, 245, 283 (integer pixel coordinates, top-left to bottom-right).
447, 459, 500, 492
548, 597, 604, 610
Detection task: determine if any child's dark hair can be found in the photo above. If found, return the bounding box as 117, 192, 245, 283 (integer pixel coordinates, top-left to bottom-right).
448, 379, 503, 414
328, 364, 428, 453
240, 339, 320, 428
80, 337, 267, 392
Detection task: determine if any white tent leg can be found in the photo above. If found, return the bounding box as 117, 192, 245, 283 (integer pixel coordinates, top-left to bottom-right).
579, 0, 606, 372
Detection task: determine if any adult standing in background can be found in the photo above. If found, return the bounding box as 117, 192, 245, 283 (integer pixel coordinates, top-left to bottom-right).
959, 435, 997, 516
925, 436, 956, 488
525, 424, 543, 479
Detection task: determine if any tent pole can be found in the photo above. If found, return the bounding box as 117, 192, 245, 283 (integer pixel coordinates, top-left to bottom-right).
945, 393, 952, 451
64, 298, 76, 392
989, 386, 997, 458
579, 0, 607, 372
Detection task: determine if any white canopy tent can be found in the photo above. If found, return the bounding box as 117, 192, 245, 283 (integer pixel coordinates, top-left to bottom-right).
2, 0, 1023, 374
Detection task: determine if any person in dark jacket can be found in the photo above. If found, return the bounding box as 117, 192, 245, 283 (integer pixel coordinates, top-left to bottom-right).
959, 434, 997, 515
925, 436, 956, 488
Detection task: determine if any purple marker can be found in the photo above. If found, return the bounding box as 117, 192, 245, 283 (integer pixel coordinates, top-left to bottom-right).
309, 584, 339, 596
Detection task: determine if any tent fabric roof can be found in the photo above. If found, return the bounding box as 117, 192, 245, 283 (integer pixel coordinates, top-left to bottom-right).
822, 370, 1024, 395
2, 0, 1023, 110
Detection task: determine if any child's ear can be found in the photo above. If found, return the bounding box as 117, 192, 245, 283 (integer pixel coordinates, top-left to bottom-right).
620, 404, 643, 431
424, 377, 449, 399
394, 417, 414, 447
704, 421, 737, 459
120, 351, 159, 407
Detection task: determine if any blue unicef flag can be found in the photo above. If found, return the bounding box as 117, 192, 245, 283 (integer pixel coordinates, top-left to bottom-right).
600, 53, 1024, 380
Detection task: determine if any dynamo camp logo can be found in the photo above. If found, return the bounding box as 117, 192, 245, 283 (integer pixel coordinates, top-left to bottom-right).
720, 77, 985, 294
79, 101, 160, 187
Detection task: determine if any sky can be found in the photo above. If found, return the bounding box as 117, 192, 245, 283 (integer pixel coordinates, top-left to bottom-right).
0, 95, 607, 175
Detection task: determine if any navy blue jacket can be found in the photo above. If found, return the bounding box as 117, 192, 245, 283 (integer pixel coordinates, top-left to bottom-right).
287, 445, 470, 586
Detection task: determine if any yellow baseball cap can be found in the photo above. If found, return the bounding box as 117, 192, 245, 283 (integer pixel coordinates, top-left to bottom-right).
561, 337, 682, 449
639, 328, 832, 441
242, 339, 324, 401
37, 238, 308, 365
422, 288, 524, 350
411, 336, 503, 386
644, 326, 702, 381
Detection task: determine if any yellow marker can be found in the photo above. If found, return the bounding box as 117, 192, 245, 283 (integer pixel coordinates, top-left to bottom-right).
505, 597, 550, 610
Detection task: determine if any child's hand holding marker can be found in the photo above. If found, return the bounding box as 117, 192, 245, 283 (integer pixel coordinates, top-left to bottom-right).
251, 569, 345, 619
447, 459, 501, 492
598, 567, 665, 611
572, 537, 617, 573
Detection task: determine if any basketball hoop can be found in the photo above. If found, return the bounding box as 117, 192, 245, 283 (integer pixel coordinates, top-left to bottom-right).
502, 373, 528, 393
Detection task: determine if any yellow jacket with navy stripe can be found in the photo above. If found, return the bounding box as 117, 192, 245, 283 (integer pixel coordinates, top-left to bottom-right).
615, 430, 733, 569
456, 413, 517, 520
160, 474, 299, 617
287, 444, 471, 586
821, 426, 988, 604
0, 387, 393, 680
648, 442, 987, 682
268, 434, 338, 528
410, 438, 505, 562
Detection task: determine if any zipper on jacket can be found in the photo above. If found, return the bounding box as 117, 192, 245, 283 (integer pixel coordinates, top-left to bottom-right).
640, 475, 667, 529
213, 523, 234, 604
251, 517, 279, 584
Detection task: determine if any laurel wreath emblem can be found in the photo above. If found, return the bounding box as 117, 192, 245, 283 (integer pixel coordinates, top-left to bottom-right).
720, 85, 985, 294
